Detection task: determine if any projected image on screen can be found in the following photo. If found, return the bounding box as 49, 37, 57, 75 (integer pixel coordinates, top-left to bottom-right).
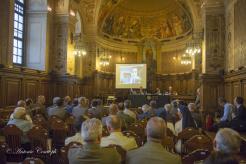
116, 64, 146, 89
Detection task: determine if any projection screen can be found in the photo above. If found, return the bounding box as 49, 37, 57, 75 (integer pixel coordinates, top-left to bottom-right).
115, 64, 147, 89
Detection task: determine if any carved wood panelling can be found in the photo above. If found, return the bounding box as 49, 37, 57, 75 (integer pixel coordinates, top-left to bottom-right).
5, 78, 21, 106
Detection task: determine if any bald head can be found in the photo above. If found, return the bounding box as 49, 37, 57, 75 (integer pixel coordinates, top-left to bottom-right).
146, 117, 166, 142
106, 115, 122, 132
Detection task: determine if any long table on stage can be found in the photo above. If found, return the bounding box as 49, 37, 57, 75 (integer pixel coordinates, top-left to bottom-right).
128, 94, 170, 108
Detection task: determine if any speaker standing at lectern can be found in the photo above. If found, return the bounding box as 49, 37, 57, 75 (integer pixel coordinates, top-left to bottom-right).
155, 88, 162, 95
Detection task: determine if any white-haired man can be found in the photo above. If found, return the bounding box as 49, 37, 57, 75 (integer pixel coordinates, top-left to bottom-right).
126, 117, 181, 164
72, 97, 88, 123
214, 128, 241, 154
68, 118, 121, 164
101, 115, 137, 151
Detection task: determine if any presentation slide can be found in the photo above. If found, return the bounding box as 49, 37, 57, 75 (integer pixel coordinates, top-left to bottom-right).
116, 64, 147, 89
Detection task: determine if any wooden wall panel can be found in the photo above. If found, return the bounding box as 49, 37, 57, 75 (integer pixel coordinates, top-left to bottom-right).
232, 82, 240, 101
24, 80, 38, 101
5, 78, 21, 106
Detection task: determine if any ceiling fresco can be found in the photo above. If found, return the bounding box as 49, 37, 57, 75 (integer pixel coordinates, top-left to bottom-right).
98, 0, 193, 42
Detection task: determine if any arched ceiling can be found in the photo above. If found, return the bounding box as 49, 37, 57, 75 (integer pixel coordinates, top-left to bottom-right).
97, 0, 193, 42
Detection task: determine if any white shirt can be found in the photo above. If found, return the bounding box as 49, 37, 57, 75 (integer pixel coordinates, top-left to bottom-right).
174, 119, 182, 153
101, 132, 138, 151
124, 109, 136, 120
65, 133, 83, 146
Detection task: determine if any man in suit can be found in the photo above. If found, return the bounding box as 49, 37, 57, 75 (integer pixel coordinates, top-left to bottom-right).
72, 97, 88, 124
231, 96, 246, 131
88, 99, 103, 119
47, 97, 67, 120
68, 118, 121, 164
126, 117, 181, 164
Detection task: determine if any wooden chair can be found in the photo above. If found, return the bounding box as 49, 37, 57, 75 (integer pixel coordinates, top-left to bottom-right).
0, 142, 7, 164
23, 157, 45, 164
128, 123, 145, 137
65, 116, 76, 137
50, 119, 68, 149
122, 130, 145, 147
182, 149, 210, 164
58, 142, 83, 164
3, 124, 24, 162
27, 126, 49, 162
162, 136, 175, 153
177, 127, 200, 155
108, 144, 126, 164
33, 117, 48, 129
102, 127, 109, 137
184, 135, 213, 154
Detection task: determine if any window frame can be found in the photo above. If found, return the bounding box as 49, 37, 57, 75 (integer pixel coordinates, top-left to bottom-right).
13, 0, 26, 65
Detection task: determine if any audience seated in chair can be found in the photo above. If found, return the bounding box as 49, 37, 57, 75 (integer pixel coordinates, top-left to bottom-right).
213, 97, 234, 130
33, 95, 47, 119
10, 100, 33, 123
126, 117, 181, 164
117, 102, 135, 127
64, 96, 73, 114
7, 107, 33, 144
87, 99, 103, 119
231, 97, 246, 132
47, 97, 67, 120
188, 103, 202, 128
137, 104, 152, 120
101, 115, 137, 151
175, 101, 196, 153
68, 118, 121, 164
123, 100, 136, 120
72, 97, 88, 124
65, 118, 84, 146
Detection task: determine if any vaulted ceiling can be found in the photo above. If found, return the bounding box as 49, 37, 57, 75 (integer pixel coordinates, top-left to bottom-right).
95, 0, 198, 42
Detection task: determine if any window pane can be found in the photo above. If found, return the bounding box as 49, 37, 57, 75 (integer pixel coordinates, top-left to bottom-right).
13, 0, 24, 64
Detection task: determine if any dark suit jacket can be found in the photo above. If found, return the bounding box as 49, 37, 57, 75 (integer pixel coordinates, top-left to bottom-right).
68, 143, 121, 164
235, 105, 246, 121
126, 141, 181, 164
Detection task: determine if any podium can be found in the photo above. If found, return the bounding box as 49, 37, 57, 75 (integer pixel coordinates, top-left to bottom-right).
128, 94, 170, 108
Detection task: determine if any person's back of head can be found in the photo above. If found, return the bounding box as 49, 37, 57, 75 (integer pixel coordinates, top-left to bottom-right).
106, 115, 122, 132
146, 117, 166, 142
13, 107, 26, 120
72, 98, 79, 107
53, 97, 60, 105
37, 95, 45, 105
74, 117, 85, 133
81, 118, 102, 143
78, 97, 87, 107
204, 151, 238, 164
214, 128, 241, 154
91, 99, 98, 108
124, 100, 131, 109
149, 100, 157, 109
164, 104, 171, 113
64, 96, 72, 105
25, 98, 33, 106
109, 104, 118, 115
188, 103, 196, 112
118, 102, 124, 111
142, 104, 150, 113
56, 98, 64, 107
17, 100, 26, 108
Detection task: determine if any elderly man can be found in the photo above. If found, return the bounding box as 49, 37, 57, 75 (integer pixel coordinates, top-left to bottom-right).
68, 118, 121, 164
101, 104, 118, 126
87, 99, 103, 119
34, 95, 47, 119
10, 100, 32, 123
188, 103, 202, 128
47, 97, 67, 120
101, 115, 137, 151
123, 100, 136, 120
117, 102, 135, 128
126, 117, 181, 164
72, 97, 88, 123
213, 128, 241, 154
8, 107, 33, 143
138, 104, 152, 120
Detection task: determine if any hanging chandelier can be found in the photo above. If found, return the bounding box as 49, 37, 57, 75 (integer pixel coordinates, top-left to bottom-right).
98, 48, 111, 67
180, 54, 192, 65
185, 32, 202, 56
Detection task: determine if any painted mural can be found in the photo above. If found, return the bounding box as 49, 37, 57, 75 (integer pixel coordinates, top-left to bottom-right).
101, 6, 192, 41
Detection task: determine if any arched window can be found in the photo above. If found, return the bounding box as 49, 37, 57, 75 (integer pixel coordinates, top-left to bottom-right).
13, 0, 25, 64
